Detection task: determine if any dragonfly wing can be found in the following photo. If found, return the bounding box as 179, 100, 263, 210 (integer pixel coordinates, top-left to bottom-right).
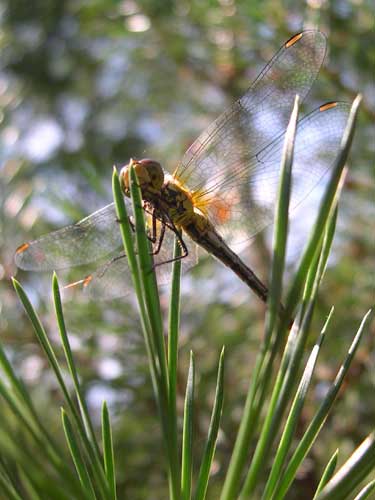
174, 30, 326, 192
15, 202, 124, 271
73, 254, 134, 300
76, 228, 199, 299
203, 102, 351, 249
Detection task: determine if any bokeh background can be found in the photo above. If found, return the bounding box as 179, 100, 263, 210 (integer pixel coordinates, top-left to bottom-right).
0, 0, 374, 498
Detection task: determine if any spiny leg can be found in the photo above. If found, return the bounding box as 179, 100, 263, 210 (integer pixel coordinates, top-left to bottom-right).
152, 216, 188, 268
151, 217, 166, 256
116, 205, 187, 267
141, 206, 167, 255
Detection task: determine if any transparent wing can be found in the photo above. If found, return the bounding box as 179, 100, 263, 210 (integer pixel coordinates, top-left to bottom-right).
173, 30, 327, 192
77, 254, 134, 300
16, 195, 199, 299
79, 225, 199, 300
197, 102, 350, 249
15, 202, 123, 270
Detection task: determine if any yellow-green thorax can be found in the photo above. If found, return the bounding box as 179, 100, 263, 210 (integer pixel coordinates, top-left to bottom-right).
120, 158, 210, 231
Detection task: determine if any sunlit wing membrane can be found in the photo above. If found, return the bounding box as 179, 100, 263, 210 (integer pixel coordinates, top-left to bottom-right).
196, 101, 350, 248
173, 30, 326, 192
15, 203, 122, 270
74, 223, 199, 300
67, 254, 134, 300
15, 189, 199, 298
15, 30, 346, 302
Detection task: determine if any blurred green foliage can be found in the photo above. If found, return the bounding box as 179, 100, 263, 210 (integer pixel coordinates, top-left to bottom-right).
0, 1, 374, 498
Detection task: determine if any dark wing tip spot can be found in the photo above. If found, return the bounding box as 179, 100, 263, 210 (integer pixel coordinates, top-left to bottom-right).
319, 101, 338, 112
285, 32, 303, 48
16, 242, 29, 254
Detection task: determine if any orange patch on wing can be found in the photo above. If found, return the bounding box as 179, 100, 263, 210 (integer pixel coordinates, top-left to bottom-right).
191, 189, 210, 216
285, 32, 303, 48
193, 188, 238, 225
319, 101, 338, 112
16, 242, 29, 254
209, 198, 232, 224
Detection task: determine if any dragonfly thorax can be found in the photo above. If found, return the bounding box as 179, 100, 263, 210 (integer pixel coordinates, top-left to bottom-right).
161, 176, 195, 226
120, 158, 197, 226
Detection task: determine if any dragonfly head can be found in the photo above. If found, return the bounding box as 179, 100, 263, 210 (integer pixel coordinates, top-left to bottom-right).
120, 158, 164, 199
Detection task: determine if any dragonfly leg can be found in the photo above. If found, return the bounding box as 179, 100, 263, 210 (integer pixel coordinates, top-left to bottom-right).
151, 218, 166, 255
142, 206, 179, 258
152, 219, 188, 268
149, 207, 159, 244
142, 207, 167, 255
116, 215, 135, 231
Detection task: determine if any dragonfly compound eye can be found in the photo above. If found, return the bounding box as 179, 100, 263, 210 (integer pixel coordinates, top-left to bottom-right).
137, 159, 164, 192
119, 164, 131, 196
120, 159, 164, 198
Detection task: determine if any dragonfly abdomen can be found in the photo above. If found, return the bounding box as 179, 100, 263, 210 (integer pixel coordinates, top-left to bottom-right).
184, 214, 269, 304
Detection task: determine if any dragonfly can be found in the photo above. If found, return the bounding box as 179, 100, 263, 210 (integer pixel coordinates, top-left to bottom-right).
15, 30, 350, 306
